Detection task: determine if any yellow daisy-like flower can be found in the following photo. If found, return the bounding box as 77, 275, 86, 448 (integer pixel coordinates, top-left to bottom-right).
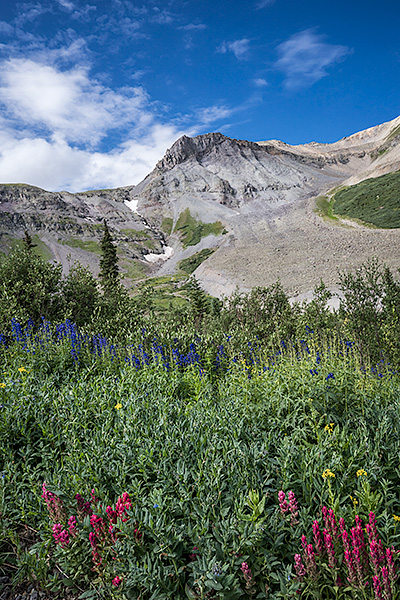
324, 423, 334, 434
322, 468, 335, 479
114, 403, 122, 410
18, 367, 27, 373
356, 469, 367, 477
0, 382, 6, 388
393, 514, 400, 523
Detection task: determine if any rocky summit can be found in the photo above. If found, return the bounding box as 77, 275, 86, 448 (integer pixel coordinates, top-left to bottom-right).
1, 115, 400, 297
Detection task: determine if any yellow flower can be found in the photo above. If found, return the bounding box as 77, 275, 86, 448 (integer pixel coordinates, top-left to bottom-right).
18, 367, 27, 373
393, 514, 400, 523
350, 495, 358, 507
0, 382, 5, 388
114, 403, 122, 410
322, 468, 335, 479
356, 469, 367, 477
324, 423, 334, 434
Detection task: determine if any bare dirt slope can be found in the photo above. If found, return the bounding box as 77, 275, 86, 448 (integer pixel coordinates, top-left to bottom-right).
1, 115, 399, 298
134, 115, 400, 298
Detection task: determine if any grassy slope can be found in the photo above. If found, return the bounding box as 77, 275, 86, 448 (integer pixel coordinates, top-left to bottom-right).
175, 208, 226, 247
333, 170, 400, 228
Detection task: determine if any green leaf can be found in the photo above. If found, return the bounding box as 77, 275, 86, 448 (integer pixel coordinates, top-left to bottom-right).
78, 591, 97, 599
185, 584, 199, 599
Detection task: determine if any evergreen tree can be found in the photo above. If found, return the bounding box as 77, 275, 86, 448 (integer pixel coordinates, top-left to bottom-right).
23, 230, 37, 252
187, 276, 209, 320
99, 220, 120, 294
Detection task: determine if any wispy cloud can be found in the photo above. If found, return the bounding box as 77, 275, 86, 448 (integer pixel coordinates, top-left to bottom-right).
195, 104, 236, 126
57, 0, 75, 11
218, 38, 250, 60
151, 8, 175, 25
14, 2, 50, 26
255, 0, 276, 9
253, 77, 268, 87
96, 14, 144, 40
179, 23, 207, 31
275, 29, 350, 89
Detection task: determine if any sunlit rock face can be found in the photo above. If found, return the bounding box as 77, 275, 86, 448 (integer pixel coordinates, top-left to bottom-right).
1, 115, 400, 296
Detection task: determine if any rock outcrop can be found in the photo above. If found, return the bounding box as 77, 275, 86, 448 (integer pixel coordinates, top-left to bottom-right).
1, 115, 400, 296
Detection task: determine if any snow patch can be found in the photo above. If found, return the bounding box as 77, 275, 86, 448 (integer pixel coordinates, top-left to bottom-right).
144, 245, 174, 263
125, 198, 139, 213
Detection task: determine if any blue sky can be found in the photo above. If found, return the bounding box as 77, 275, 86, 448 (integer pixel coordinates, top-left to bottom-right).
0, 0, 399, 192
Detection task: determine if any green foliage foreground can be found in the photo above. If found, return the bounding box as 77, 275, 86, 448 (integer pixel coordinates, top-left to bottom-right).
0, 328, 400, 599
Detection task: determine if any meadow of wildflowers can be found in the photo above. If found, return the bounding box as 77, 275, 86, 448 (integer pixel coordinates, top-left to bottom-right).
0, 313, 400, 599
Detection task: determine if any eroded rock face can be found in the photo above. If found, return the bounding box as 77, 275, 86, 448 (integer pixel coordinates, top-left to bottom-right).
0, 184, 164, 278
133, 129, 377, 223
1, 115, 400, 296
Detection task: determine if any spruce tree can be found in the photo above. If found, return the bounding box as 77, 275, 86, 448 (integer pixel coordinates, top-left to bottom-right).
23, 230, 36, 252
187, 276, 209, 319
99, 220, 120, 294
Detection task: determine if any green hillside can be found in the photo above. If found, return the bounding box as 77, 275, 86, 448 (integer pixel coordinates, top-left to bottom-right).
333, 170, 400, 228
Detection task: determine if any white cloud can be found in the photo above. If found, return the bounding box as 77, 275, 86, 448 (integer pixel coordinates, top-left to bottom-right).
0, 124, 186, 192
0, 25, 251, 192
218, 38, 250, 60
0, 57, 188, 191
57, 0, 75, 11
275, 29, 350, 89
0, 58, 152, 145
253, 77, 268, 87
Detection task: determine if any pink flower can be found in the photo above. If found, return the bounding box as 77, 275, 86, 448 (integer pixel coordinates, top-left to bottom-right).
106, 505, 118, 524
189, 546, 199, 561
342, 529, 351, 554
344, 549, 357, 586
328, 508, 339, 538
288, 491, 299, 525
372, 575, 383, 600
90, 489, 99, 506
68, 515, 77, 537
303, 544, 318, 580
323, 529, 336, 568
294, 554, 306, 579
241, 561, 254, 590
339, 517, 346, 534
368, 512, 378, 542
278, 491, 289, 515
386, 547, 396, 582
370, 540, 385, 577
52, 523, 70, 548
312, 520, 324, 554
381, 566, 392, 600
90, 514, 105, 538
76, 493, 92, 518
42, 483, 66, 522
112, 575, 123, 587
115, 492, 132, 522
322, 506, 329, 530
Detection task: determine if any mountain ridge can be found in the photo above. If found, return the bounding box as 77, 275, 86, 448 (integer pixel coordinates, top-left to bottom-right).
1, 115, 400, 298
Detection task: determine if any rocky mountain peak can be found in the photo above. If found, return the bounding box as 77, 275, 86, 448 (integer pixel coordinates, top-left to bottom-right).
155, 132, 245, 171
